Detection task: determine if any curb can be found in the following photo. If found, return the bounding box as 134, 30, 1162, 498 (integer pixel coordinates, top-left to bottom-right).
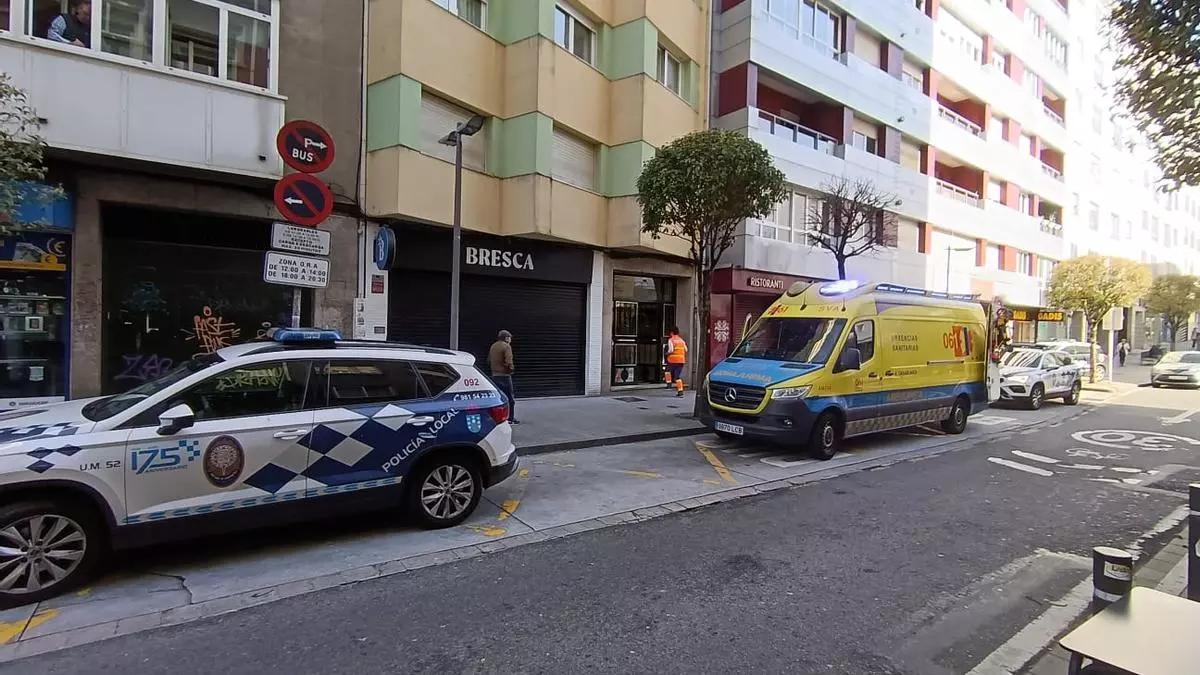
518, 425, 708, 455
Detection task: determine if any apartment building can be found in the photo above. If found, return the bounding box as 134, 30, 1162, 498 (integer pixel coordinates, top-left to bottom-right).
364, 0, 710, 395
709, 0, 1077, 362
0, 0, 366, 405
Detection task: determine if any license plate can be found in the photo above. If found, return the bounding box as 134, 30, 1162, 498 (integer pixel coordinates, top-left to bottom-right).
714, 421, 744, 436
1169, 375, 1189, 381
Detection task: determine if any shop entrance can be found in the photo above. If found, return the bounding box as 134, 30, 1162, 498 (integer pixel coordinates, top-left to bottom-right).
0, 231, 71, 406
612, 275, 676, 386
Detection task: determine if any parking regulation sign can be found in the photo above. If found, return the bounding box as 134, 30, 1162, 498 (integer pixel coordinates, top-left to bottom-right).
271, 222, 331, 256
274, 173, 334, 227
276, 120, 335, 174
263, 251, 330, 288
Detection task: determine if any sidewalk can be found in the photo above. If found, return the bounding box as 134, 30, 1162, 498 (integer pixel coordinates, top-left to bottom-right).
513, 388, 705, 454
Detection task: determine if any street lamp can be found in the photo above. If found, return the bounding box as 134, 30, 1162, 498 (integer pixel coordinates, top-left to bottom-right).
439, 114, 487, 351
945, 245, 975, 294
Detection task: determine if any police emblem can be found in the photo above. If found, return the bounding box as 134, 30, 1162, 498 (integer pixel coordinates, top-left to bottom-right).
466, 413, 482, 434
203, 436, 244, 488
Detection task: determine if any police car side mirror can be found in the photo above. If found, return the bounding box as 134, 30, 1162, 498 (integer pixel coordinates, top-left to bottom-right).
835, 347, 862, 373
157, 404, 195, 436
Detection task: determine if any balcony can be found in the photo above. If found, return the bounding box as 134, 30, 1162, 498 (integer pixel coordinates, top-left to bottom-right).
938, 105, 984, 138
1042, 104, 1065, 127
1040, 218, 1064, 237
936, 179, 983, 208
755, 110, 837, 155
1041, 163, 1064, 181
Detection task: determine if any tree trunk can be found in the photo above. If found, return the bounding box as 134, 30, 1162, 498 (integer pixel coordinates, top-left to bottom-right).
836, 256, 847, 281
692, 269, 713, 418
1088, 322, 1100, 384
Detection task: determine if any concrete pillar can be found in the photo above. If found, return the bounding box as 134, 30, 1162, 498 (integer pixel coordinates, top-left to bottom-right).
1005, 118, 1022, 146
883, 42, 903, 80
920, 144, 937, 176
981, 35, 994, 67
925, 69, 940, 100
1009, 55, 1026, 86
927, 0, 940, 19
842, 16, 857, 57
70, 182, 103, 398
882, 126, 901, 163
976, 239, 987, 267
919, 222, 934, 254
1003, 182, 1019, 209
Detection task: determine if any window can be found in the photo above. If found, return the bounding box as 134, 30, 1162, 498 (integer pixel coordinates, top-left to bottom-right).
1025, 70, 1041, 99
420, 93, 487, 171
413, 362, 458, 397
990, 49, 1007, 74
321, 360, 424, 406
552, 126, 597, 191
758, 190, 821, 244
1020, 133, 1034, 156
1017, 252, 1033, 275
849, 320, 875, 363
554, 3, 594, 65
656, 45, 681, 95
800, 0, 841, 55
938, 9, 982, 64
162, 0, 273, 87
851, 131, 877, 155
1089, 203, 1100, 230
987, 179, 1003, 204
431, 0, 485, 29
104, 0, 155, 61
226, 8, 269, 87
987, 244, 1001, 269
1019, 192, 1033, 215
1111, 214, 1121, 238
172, 360, 312, 422
169, 0, 219, 77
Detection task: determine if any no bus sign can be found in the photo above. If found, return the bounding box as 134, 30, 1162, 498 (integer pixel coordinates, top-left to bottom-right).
276, 120, 335, 174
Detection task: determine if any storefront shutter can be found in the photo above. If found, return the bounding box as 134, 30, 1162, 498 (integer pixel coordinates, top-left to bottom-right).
420, 93, 486, 171
552, 127, 597, 191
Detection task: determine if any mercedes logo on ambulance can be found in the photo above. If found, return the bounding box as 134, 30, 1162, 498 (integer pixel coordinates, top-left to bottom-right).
724, 388, 738, 403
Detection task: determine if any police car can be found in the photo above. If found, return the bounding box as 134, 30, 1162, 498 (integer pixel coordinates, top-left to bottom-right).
0, 329, 517, 606
998, 348, 1082, 409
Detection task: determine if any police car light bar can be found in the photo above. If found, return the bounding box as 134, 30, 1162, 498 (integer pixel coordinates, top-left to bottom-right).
876, 283, 979, 302
268, 327, 343, 343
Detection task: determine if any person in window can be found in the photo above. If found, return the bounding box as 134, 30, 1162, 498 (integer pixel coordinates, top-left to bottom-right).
48, 0, 91, 48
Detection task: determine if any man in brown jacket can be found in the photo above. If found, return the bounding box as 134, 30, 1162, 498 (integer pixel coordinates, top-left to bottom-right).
488, 330, 519, 424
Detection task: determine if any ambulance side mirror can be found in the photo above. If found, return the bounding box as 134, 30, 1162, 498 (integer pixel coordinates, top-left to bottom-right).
157, 404, 195, 436
835, 347, 862, 373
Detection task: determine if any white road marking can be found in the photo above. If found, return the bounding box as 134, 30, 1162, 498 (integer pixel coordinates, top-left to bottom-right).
1072, 429, 1200, 450
1111, 467, 1143, 474
1160, 406, 1200, 425
987, 457, 1054, 476
759, 456, 815, 469
971, 415, 1018, 426
1088, 478, 1122, 484
1064, 463, 1104, 470
1122, 478, 1143, 485
1011, 451, 1060, 464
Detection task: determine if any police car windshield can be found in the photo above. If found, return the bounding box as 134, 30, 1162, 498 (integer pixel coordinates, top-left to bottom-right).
732, 318, 846, 364
82, 354, 223, 421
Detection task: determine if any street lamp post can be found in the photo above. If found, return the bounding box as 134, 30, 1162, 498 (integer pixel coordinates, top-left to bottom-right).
946, 245, 975, 294
438, 114, 487, 351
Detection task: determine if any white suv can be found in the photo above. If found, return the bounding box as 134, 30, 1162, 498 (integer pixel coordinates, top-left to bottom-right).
0, 329, 517, 606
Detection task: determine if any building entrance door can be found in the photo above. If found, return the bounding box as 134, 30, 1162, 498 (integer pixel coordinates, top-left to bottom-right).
611, 275, 676, 386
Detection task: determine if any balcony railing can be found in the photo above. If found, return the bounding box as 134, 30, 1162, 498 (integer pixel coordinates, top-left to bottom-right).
1040, 163, 1064, 181
1040, 219, 1064, 237
938, 106, 984, 138
1043, 104, 1065, 126
756, 110, 837, 155
902, 71, 923, 92
936, 179, 983, 208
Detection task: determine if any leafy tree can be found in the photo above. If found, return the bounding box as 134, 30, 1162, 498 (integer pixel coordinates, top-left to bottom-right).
638, 129, 786, 398
1109, 1, 1200, 186
1144, 274, 1200, 348
1048, 256, 1151, 382
0, 74, 59, 232
805, 177, 901, 280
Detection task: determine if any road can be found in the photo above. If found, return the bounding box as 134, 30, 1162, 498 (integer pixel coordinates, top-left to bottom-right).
8, 385, 1200, 674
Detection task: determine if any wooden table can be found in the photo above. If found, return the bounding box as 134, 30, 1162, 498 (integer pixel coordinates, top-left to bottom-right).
1060, 587, 1200, 674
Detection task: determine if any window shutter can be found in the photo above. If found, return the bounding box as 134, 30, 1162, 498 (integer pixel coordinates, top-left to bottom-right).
552, 127, 597, 190
420, 93, 486, 171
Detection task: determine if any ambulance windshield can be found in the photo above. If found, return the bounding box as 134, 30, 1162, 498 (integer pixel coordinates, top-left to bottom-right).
732, 318, 847, 364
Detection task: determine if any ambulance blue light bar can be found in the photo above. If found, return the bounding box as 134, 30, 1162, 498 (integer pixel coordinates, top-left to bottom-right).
268, 327, 343, 343
818, 280, 862, 296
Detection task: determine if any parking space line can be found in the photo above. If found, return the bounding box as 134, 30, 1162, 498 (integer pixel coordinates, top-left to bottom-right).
695, 442, 738, 484
988, 457, 1054, 477
619, 470, 663, 479
1011, 451, 1061, 464
0, 609, 57, 645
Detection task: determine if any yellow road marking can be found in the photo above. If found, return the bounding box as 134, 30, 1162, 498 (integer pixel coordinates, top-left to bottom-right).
703, 479, 722, 486
518, 468, 530, 478
0, 608, 59, 645
695, 443, 738, 484
619, 470, 662, 479
496, 499, 521, 521
466, 524, 508, 537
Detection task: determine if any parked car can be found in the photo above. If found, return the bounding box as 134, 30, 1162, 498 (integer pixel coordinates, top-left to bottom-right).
1150, 351, 1200, 388
1035, 341, 1107, 381
0, 328, 518, 606
999, 348, 1082, 409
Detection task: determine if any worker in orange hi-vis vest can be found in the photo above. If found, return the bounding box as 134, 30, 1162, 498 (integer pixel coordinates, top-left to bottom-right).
664, 326, 688, 397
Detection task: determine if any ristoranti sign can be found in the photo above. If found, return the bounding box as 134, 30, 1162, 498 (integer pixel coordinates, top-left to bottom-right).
746, 275, 785, 291
711, 269, 808, 294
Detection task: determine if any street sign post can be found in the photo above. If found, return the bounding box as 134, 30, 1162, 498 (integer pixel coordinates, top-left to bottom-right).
263, 251, 330, 289
276, 120, 336, 174
273, 173, 334, 228
271, 222, 331, 256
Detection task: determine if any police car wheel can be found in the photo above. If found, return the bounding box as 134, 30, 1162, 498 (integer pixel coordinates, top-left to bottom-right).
407, 453, 483, 529
807, 412, 839, 461
940, 396, 970, 434
1064, 381, 1082, 405
1027, 384, 1045, 410
0, 500, 104, 608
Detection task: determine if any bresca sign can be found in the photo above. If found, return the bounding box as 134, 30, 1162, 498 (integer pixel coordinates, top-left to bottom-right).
465, 246, 534, 270
271, 222, 331, 256
263, 251, 330, 288
391, 226, 592, 284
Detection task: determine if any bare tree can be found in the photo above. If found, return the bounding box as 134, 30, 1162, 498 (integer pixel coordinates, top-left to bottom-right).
805, 177, 901, 280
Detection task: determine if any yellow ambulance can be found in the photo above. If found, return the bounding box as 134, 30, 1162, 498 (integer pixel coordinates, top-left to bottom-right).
701, 280, 1001, 459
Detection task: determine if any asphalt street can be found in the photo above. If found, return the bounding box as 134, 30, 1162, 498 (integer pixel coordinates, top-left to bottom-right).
8, 387, 1199, 675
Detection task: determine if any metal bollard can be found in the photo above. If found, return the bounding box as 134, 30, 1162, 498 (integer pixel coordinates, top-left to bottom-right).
1091, 546, 1134, 614
1189, 484, 1199, 602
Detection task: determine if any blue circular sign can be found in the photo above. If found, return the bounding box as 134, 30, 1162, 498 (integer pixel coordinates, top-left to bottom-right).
373, 227, 396, 271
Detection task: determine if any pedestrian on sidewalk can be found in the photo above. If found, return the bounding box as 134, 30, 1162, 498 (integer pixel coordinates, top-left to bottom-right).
1117, 338, 1129, 367
664, 326, 688, 397
489, 330, 519, 424
1192, 326, 1200, 351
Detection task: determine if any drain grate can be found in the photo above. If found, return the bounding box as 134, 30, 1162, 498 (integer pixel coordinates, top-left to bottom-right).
615, 396, 647, 403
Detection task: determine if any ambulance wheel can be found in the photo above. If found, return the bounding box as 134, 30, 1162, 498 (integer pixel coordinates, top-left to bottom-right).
940, 396, 970, 434
407, 451, 483, 529
1064, 381, 1082, 405
0, 499, 105, 608
807, 412, 840, 461
1027, 384, 1045, 410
